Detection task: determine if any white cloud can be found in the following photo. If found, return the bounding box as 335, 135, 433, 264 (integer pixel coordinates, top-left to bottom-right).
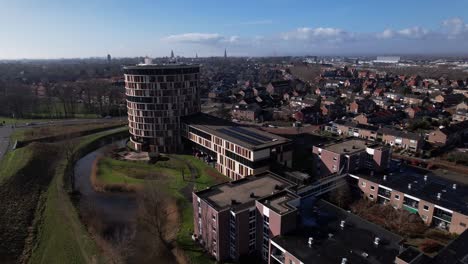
442, 17, 468, 38
282, 27, 350, 42
377, 26, 429, 39
163, 33, 224, 44
162, 33, 243, 46
377, 29, 395, 39
398, 26, 430, 38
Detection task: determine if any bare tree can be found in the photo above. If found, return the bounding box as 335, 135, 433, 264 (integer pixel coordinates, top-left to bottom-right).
137, 181, 177, 251
329, 181, 352, 208
62, 133, 78, 191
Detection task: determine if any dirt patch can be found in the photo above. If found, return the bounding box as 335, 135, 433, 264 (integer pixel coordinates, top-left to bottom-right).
0, 143, 59, 263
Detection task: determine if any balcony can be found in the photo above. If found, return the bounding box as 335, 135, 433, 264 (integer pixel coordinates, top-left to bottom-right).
271, 251, 285, 264
403, 205, 418, 214
270, 243, 285, 263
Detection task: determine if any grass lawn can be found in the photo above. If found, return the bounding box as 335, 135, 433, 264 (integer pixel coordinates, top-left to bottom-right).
0, 145, 35, 185
12, 121, 126, 142
93, 153, 228, 264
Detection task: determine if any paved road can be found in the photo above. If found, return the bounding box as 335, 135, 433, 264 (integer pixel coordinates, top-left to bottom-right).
0, 118, 126, 162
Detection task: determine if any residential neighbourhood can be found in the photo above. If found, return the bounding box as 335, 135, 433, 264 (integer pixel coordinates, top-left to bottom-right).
1, 1, 468, 263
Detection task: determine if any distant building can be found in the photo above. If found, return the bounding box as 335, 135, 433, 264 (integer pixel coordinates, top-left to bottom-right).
374, 56, 400, 64
107, 54, 111, 63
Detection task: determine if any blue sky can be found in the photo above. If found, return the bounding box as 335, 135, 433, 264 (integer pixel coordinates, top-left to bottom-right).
1, 0, 468, 58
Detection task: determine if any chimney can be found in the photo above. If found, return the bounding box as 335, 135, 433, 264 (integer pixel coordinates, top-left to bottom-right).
340, 220, 346, 228
383, 175, 387, 181
437, 193, 441, 200
374, 237, 380, 246
408, 183, 412, 190
308, 237, 313, 247
453, 184, 457, 190
341, 258, 348, 264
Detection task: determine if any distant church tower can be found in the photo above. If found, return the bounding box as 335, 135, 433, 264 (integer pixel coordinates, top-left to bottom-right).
224, 48, 227, 58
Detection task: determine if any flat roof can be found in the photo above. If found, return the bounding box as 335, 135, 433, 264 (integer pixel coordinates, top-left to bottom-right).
351, 165, 468, 215
195, 171, 295, 212
319, 139, 384, 155
123, 63, 199, 69
272, 199, 403, 264
183, 113, 290, 150
257, 190, 299, 215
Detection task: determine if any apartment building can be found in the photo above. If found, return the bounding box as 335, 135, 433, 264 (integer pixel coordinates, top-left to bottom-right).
182, 113, 292, 180
313, 139, 391, 177
123, 62, 200, 153
192, 172, 296, 262
269, 200, 403, 264
349, 169, 468, 234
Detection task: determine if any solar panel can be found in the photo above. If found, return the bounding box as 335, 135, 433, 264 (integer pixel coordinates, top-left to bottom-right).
217, 128, 263, 146
229, 126, 273, 141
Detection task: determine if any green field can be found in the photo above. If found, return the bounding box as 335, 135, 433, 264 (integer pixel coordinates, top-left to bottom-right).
0, 145, 35, 185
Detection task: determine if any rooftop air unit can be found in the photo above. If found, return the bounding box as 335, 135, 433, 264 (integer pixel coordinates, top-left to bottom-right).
308, 237, 313, 247
374, 237, 380, 246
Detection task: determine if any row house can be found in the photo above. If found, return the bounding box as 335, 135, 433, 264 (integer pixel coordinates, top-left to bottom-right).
354, 110, 404, 125
427, 120, 468, 147
378, 127, 423, 152
348, 98, 377, 114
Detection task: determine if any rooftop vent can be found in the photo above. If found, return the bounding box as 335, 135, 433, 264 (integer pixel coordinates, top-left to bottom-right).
383, 175, 387, 181
274, 184, 282, 190
328, 233, 334, 239
437, 193, 441, 200
340, 220, 346, 228
343, 148, 348, 152
374, 237, 380, 246
308, 237, 313, 247
231, 199, 237, 205
341, 258, 348, 264
453, 184, 457, 190
362, 252, 369, 258
250, 192, 256, 198
424, 175, 428, 182
408, 184, 412, 190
